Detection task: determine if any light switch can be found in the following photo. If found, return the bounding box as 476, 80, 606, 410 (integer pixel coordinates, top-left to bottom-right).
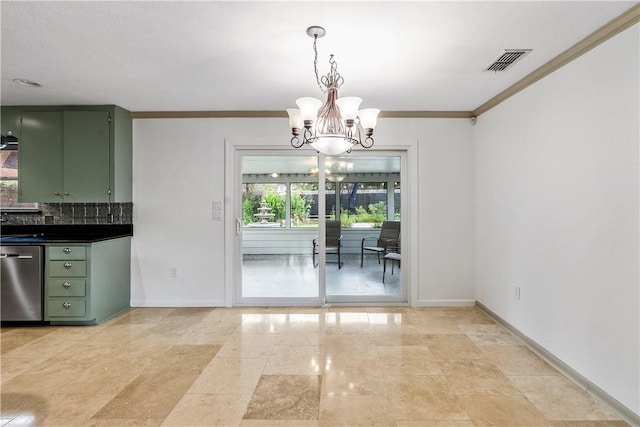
212, 201, 223, 221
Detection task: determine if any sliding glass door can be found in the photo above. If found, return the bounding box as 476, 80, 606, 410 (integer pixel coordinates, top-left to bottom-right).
236, 150, 406, 305
238, 153, 322, 304
323, 154, 405, 304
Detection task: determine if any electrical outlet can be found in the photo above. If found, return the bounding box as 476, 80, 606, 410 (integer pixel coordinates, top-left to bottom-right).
513, 286, 520, 300
170, 267, 178, 278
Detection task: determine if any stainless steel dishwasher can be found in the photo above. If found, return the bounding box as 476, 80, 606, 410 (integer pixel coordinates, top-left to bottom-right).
1, 245, 43, 321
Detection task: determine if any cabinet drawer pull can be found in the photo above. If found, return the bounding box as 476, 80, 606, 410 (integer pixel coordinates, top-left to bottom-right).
54, 192, 60, 196
62, 281, 72, 289
63, 247, 72, 254
64, 192, 70, 196
62, 302, 72, 309
63, 262, 72, 269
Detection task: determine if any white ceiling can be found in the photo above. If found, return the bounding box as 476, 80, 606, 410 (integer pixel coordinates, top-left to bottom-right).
1, 1, 636, 113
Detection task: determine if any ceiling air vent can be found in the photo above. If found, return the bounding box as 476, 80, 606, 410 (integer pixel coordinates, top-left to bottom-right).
486, 49, 532, 72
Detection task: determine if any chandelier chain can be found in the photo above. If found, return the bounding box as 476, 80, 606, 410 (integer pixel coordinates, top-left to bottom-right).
313, 35, 344, 93
312, 35, 325, 93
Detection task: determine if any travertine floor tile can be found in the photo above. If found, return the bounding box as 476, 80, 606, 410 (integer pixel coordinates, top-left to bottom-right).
240, 420, 320, 426
264, 345, 325, 375
480, 344, 559, 376
93, 345, 218, 420
64, 357, 151, 395
216, 334, 277, 358
395, 421, 476, 427
318, 394, 398, 426
457, 395, 548, 426
321, 364, 388, 396
386, 375, 470, 421
438, 359, 519, 395
377, 345, 442, 375
1, 327, 52, 354
424, 334, 484, 360
244, 375, 321, 420
549, 421, 631, 426
509, 375, 620, 421
459, 324, 521, 346
434, 308, 493, 322
90, 419, 164, 426
161, 393, 252, 426
188, 357, 266, 394
1, 392, 114, 427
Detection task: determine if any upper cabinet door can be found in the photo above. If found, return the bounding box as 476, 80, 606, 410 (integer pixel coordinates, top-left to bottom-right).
20, 111, 64, 202
63, 111, 110, 202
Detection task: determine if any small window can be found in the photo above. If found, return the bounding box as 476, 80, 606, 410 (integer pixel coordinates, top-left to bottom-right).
0, 150, 38, 211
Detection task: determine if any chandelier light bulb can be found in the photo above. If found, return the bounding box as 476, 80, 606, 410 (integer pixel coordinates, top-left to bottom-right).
336, 97, 362, 122
296, 97, 323, 123
358, 108, 380, 131
286, 109, 302, 129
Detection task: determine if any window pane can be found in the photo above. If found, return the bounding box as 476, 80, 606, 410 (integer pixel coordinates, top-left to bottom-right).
0, 151, 38, 210
290, 182, 318, 228
339, 182, 387, 227
242, 183, 285, 227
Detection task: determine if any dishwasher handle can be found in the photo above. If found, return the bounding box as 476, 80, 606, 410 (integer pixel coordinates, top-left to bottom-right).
0, 253, 34, 259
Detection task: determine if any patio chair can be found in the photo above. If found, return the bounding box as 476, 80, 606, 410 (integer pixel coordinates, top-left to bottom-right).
313, 220, 343, 269
360, 220, 400, 267
382, 239, 401, 283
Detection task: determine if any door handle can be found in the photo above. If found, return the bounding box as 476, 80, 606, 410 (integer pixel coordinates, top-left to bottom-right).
235, 218, 242, 235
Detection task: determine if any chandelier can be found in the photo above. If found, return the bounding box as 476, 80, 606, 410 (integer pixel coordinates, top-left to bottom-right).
287, 26, 380, 156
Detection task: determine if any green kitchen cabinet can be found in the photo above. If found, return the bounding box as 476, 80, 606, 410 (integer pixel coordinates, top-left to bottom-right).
11, 105, 132, 203
44, 237, 131, 325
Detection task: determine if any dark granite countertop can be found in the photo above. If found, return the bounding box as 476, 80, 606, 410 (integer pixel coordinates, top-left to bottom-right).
0, 224, 133, 244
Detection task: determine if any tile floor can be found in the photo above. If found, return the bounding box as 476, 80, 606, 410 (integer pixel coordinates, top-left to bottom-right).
0, 307, 630, 427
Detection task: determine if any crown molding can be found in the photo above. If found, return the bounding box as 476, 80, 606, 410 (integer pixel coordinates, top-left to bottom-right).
473, 3, 640, 117
131, 110, 473, 119
131, 110, 286, 119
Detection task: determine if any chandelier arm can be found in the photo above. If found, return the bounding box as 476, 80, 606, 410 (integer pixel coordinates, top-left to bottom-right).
303, 127, 314, 144
361, 136, 375, 149
290, 136, 304, 148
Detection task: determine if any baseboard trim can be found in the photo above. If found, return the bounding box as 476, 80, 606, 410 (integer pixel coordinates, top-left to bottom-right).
475, 301, 640, 426
416, 299, 476, 307
130, 299, 226, 307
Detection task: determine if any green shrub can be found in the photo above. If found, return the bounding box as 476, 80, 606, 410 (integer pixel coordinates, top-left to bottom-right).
263, 192, 285, 221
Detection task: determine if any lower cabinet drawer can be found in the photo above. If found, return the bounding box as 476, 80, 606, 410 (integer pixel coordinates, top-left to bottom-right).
48, 246, 87, 260
49, 260, 87, 277
47, 300, 86, 318
47, 279, 86, 297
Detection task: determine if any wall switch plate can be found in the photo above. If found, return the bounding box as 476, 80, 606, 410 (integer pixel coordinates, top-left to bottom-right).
212, 200, 223, 221
514, 286, 521, 300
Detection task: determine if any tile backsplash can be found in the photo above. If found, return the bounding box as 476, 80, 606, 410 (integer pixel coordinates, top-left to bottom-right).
1, 202, 133, 225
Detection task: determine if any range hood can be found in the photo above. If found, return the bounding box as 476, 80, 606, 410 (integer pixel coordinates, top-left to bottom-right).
0, 131, 19, 150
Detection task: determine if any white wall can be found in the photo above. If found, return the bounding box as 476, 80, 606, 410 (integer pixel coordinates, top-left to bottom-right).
131, 117, 475, 307
131, 119, 227, 306
475, 24, 639, 414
